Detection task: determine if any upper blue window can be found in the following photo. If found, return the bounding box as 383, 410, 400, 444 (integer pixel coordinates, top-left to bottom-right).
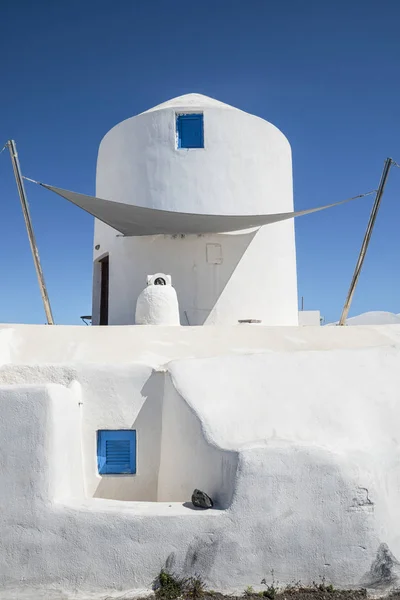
97, 430, 136, 475
176, 113, 204, 148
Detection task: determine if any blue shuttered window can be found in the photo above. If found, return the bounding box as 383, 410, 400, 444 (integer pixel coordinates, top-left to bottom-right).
176, 113, 204, 148
97, 430, 136, 475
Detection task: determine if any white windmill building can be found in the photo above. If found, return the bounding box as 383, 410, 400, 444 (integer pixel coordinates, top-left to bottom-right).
91, 94, 298, 326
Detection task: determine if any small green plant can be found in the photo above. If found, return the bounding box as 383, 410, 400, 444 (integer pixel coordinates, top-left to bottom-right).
283, 581, 302, 594
186, 576, 206, 599
156, 570, 187, 600
155, 570, 206, 600
313, 578, 335, 594
245, 586, 255, 596
261, 570, 278, 600
262, 586, 277, 599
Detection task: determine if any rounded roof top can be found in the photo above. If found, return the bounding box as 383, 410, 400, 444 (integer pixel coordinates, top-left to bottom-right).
141, 93, 236, 114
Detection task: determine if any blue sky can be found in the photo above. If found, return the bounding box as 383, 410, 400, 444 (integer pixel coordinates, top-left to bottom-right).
0, 0, 399, 325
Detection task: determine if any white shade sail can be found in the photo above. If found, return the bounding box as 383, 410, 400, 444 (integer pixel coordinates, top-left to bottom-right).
38, 182, 373, 237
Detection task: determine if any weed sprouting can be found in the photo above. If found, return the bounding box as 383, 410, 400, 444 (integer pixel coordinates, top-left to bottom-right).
186, 576, 207, 599
155, 570, 206, 600
156, 570, 187, 600
245, 587, 255, 596
261, 570, 279, 600
313, 578, 335, 594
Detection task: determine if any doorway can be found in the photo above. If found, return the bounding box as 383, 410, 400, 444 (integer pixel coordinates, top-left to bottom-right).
99, 255, 109, 326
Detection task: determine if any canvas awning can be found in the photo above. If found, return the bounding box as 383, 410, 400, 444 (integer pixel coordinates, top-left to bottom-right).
37, 182, 373, 237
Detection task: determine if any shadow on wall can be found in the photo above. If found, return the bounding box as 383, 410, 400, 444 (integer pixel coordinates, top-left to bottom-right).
157, 374, 239, 508
107, 230, 256, 326
185, 231, 256, 326
92, 370, 238, 507
93, 373, 163, 501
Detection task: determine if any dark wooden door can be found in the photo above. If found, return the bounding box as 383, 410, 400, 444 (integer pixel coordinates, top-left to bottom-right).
99, 256, 109, 326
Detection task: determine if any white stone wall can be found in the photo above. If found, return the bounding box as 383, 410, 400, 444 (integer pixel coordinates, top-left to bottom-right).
298, 310, 321, 326
97, 231, 255, 326
1, 325, 400, 596
96, 94, 293, 216
93, 94, 298, 326
157, 374, 238, 507
79, 365, 163, 501
1, 322, 400, 365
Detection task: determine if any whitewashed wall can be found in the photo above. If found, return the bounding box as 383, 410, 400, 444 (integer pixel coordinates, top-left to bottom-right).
93, 94, 298, 326
96, 94, 293, 216
50, 381, 85, 502
1, 322, 399, 365
298, 310, 321, 326
79, 365, 163, 501
0, 326, 400, 596
157, 374, 238, 507
98, 231, 253, 326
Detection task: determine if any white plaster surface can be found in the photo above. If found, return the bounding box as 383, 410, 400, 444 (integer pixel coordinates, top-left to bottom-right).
157, 374, 238, 508
78, 365, 163, 501
96, 93, 292, 216
298, 310, 321, 326
1, 322, 400, 367
0, 324, 400, 597
93, 93, 298, 327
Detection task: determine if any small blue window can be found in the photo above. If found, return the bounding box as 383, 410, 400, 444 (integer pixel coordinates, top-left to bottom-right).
97, 430, 136, 475
177, 113, 204, 149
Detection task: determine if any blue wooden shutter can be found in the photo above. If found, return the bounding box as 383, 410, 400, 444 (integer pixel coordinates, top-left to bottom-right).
177, 114, 204, 148
97, 430, 136, 474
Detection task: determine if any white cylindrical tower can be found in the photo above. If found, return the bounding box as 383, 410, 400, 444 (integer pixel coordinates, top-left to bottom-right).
92, 93, 298, 326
